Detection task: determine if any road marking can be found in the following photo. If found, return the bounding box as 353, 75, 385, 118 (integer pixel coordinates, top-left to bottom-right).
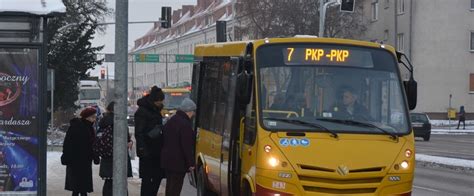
413, 185, 441, 192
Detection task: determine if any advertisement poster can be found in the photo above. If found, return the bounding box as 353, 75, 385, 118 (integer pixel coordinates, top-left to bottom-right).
0, 47, 39, 194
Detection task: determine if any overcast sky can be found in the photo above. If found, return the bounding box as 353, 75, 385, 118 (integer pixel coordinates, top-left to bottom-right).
89, 0, 196, 77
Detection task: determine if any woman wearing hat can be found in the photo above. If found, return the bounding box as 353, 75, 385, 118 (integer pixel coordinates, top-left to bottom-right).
134, 86, 166, 196
62, 107, 100, 196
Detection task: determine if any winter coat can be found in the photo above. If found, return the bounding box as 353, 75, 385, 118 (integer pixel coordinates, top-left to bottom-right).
62, 118, 97, 193
161, 110, 196, 173
94, 112, 133, 178
134, 96, 164, 178
458, 109, 466, 121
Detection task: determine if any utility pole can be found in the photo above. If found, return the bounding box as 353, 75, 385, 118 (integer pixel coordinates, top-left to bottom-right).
319, 0, 342, 37
165, 51, 169, 87
319, 0, 325, 37
106, 63, 110, 102
113, 0, 128, 195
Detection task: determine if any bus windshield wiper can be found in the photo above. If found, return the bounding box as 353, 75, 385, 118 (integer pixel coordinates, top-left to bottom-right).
264, 117, 338, 138
317, 118, 398, 141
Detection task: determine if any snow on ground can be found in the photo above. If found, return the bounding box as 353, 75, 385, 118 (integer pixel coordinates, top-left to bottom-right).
431, 128, 474, 134
416, 154, 474, 169
47, 151, 62, 165
430, 120, 474, 126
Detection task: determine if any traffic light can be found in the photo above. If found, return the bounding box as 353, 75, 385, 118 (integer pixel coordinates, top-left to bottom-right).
100, 69, 105, 79
340, 0, 355, 12
161, 7, 172, 28
216, 20, 227, 42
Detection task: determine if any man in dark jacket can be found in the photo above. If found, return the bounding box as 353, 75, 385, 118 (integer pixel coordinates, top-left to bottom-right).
161, 98, 197, 196
134, 86, 165, 196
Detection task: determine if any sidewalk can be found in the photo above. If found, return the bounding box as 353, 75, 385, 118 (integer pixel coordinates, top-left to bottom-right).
47, 151, 143, 196
47, 151, 196, 196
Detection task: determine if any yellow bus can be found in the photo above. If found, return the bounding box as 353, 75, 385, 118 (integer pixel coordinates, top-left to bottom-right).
190, 37, 417, 196
161, 87, 191, 118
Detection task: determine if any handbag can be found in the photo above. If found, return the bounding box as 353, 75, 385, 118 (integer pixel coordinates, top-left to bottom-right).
147, 125, 162, 139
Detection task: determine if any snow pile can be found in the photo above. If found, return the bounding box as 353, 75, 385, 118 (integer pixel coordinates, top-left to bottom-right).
47, 126, 67, 146
416, 154, 474, 169
430, 120, 474, 126
431, 128, 474, 134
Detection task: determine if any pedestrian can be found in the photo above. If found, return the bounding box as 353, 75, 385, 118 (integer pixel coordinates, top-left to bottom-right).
134, 86, 166, 196
61, 107, 100, 196
456, 105, 466, 130
94, 101, 133, 196
161, 98, 197, 196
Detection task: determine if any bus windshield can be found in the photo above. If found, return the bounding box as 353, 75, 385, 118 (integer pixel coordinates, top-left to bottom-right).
257, 44, 410, 134
79, 89, 101, 100
164, 92, 190, 109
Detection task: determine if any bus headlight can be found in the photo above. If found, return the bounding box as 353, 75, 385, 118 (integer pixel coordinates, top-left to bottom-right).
268, 157, 279, 167
400, 161, 409, 169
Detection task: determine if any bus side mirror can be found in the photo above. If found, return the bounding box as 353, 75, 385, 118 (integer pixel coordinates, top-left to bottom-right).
237, 71, 252, 105
404, 79, 417, 110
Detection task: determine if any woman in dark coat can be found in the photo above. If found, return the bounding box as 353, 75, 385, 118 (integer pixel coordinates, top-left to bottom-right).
134, 86, 165, 196
94, 102, 133, 196
62, 107, 100, 196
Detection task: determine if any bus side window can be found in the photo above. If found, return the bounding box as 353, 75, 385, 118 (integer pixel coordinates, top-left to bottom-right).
243, 86, 256, 145
197, 61, 212, 131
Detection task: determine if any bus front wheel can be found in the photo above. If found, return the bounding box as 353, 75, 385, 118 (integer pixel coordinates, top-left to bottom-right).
197, 165, 214, 196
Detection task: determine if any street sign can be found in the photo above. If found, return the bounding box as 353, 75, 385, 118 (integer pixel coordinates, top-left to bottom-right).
134, 54, 159, 62
175, 54, 194, 63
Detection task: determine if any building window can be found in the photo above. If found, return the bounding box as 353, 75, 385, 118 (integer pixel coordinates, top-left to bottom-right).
471, 0, 474, 10
397, 0, 405, 14
397, 33, 404, 52
385, 0, 390, 9
384, 30, 389, 42
371, 2, 379, 21
470, 73, 474, 92
471, 31, 474, 51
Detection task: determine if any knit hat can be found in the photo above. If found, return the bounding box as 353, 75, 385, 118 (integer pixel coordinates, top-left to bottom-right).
179, 98, 196, 112
148, 86, 165, 102
80, 107, 97, 118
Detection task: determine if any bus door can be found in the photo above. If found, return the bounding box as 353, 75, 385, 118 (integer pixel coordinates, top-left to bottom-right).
218, 58, 239, 196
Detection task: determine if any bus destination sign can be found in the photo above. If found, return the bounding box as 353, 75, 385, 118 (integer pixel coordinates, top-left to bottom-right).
283, 47, 374, 67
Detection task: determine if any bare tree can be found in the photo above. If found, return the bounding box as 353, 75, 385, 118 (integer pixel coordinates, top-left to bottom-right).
236, 0, 367, 39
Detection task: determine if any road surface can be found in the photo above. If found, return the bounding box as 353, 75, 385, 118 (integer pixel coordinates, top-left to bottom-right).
415, 134, 474, 160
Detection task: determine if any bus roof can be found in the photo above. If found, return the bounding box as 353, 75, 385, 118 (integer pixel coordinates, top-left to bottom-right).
194, 37, 396, 57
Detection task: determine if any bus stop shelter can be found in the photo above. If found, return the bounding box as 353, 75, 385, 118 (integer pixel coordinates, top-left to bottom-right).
0, 0, 65, 195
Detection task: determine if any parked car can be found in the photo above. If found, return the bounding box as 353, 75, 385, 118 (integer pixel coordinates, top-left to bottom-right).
410, 113, 431, 141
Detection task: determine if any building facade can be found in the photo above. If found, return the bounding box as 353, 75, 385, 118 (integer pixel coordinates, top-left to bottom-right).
363, 0, 474, 119
128, 0, 235, 100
